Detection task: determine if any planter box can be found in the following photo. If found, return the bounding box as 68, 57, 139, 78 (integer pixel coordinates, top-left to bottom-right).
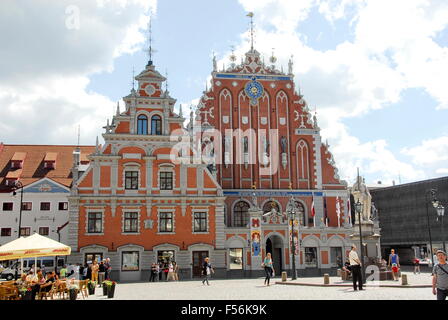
21, 291, 33, 300
103, 285, 108, 296
107, 284, 115, 298
69, 289, 78, 300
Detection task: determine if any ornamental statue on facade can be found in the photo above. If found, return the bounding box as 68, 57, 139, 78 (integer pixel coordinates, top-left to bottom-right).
351, 176, 372, 223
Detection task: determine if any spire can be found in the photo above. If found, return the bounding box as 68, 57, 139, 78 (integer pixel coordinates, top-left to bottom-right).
246, 12, 254, 51
179, 104, 183, 118
95, 136, 99, 153
146, 15, 155, 67
116, 101, 120, 116
165, 69, 169, 93
131, 67, 135, 93
212, 52, 217, 72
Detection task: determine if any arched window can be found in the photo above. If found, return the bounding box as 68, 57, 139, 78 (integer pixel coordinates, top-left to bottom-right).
295, 201, 306, 226
137, 115, 148, 135
233, 201, 250, 227
262, 200, 280, 214
151, 115, 162, 135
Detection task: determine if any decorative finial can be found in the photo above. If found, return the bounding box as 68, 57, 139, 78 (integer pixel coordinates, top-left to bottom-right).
212, 52, 217, 72
116, 101, 120, 116
205, 81, 208, 92
95, 136, 99, 153
146, 15, 155, 67
131, 67, 135, 92
270, 48, 277, 69
246, 12, 254, 51
179, 104, 183, 118
288, 55, 294, 75
165, 69, 169, 93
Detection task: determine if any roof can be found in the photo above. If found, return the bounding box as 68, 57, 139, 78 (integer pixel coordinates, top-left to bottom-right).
0, 144, 96, 192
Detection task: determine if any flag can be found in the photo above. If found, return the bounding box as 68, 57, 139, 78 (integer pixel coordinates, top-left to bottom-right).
336, 196, 341, 227
347, 196, 351, 225
311, 196, 315, 227
246, 12, 254, 17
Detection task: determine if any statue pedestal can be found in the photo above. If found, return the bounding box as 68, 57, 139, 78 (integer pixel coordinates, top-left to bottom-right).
349, 221, 381, 262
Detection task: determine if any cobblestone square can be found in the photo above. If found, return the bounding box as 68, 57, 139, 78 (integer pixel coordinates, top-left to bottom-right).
87, 272, 434, 300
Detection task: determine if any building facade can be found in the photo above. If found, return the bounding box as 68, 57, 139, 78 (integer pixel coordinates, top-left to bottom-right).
0, 144, 94, 250
67, 60, 226, 281
191, 47, 354, 277
371, 176, 448, 264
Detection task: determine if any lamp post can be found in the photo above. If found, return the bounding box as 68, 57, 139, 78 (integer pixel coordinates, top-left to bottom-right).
287, 196, 298, 280
354, 199, 365, 284
12, 180, 24, 280
425, 189, 439, 265
436, 204, 445, 252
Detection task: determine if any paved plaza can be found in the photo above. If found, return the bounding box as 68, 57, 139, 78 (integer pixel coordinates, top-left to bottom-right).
87, 272, 434, 300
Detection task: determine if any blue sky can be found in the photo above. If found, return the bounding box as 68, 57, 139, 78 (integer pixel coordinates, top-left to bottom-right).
1, 0, 448, 186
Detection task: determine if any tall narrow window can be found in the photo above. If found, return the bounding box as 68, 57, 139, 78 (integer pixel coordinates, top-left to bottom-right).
151, 115, 162, 135
20, 227, 31, 236
87, 212, 103, 233
124, 212, 139, 233
160, 172, 173, 190
193, 212, 207, 232
125, 171, 139, 190
39, 227, 49, 236
137, 115, 148, 135
159, 212, 173, 232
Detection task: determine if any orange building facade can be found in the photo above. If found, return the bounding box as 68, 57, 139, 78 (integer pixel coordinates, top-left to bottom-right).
68, 47, 355, 281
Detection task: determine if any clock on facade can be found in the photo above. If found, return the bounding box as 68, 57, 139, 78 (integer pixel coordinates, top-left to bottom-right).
244, 77, 264, 106
144, 84, 156, 96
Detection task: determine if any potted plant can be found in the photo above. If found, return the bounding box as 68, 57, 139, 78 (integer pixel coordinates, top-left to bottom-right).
102, 281, 108, 296
103, 280, 117, 298
20, 287, 33, 300
87, 280, 96, 295
68, 284, 79, 301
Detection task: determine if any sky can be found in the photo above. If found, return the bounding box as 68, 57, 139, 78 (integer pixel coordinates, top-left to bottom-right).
0, 0, 448, 187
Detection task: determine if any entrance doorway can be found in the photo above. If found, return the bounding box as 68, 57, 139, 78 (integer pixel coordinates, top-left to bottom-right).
192, 251, 209, 277
265, 236, 283, 274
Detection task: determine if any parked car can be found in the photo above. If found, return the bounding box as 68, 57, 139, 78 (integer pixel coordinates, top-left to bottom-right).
0, 257, 65, 280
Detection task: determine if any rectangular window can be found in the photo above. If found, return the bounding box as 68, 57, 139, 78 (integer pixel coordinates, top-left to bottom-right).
304, 247, 318, 268
122, 251, 139, 271
39, 227, 49, 236
22, 202, 32, 211
85, 253, 103, 264
87, 212, 103, 233
2, 202, 13, 211
125, 171, 139, 190
229, 248, 243, 270
1, 228, 11, 237
124, 212, 139, 233
159, 212, 173, 232
58, 202, 68, 210
160, 172, 173, 190
157, 250, 175, 264
20, 227, 31, 236
330, 247, 343, 267
193, 212, 207, 232
40, 202, 50, 211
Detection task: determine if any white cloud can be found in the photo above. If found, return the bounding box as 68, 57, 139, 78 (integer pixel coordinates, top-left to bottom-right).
0, 0, 155, 145
436, 168, 448, 175
233, 0, 448, 183
401, 136, 448, 165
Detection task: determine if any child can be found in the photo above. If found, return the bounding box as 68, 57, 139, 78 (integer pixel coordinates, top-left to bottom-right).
391, 263, 399, 281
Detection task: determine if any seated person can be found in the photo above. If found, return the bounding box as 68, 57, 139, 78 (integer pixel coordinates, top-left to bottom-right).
342, 260, 352, 274
40, 272, 55, 293
16, 273, 28, 286
25, 270, 37, 283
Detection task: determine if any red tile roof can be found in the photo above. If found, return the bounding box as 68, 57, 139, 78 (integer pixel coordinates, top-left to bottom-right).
0, 144, 95, 192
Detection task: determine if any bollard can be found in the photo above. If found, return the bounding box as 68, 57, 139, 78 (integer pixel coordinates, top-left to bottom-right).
323, 273, 330, 285
281, 271, 287, 282
401, 274, 408, 285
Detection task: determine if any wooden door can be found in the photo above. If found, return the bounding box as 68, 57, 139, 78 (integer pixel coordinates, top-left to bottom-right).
192, 251, 209, 277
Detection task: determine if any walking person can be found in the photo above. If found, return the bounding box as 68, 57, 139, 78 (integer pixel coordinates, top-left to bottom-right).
349, 244, 363, 291
158, 262, 163, 281
413, 257, 421, 274
149, 263, 157, 282
86, 262, 92, 280
432, 250, 448, 300
262, 252, 274, 286
201, 257, 214, 286
104, 258, 111, 280
388, 249, 400, 281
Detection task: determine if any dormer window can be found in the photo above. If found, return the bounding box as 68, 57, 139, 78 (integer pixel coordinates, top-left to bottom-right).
44, 152, 57, 170
137, 115, 148, 135
10, 152, 26, 169
151, 115, 162, 135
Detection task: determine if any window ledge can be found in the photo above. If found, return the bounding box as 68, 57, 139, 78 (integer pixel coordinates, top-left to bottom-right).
193, 232, 209, 234
157, 232, 175, 235
121, 232, 141, 235
85, 233, 104, 236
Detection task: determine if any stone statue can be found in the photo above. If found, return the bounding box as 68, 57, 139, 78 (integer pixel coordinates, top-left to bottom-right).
243, 136, 249, 153
351, 176, 372, 222
288, 56, 293, 74
280, 136, 287, 153
370, 201, 378, 221
212, 54, 217, 72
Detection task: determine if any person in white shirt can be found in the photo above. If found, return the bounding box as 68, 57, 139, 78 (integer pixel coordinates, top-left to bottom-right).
349, 244, 363, 291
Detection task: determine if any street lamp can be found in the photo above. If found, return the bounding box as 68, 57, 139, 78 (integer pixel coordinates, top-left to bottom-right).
354, 199, 365, 284
425, 189, 439, 265
287, 196, 298, 280
436, 204, 445, 252
12, 180, 24, 280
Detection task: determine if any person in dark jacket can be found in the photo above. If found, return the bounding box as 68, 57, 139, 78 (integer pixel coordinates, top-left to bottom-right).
86, 262, 92, 280
201, 257, 214, 286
